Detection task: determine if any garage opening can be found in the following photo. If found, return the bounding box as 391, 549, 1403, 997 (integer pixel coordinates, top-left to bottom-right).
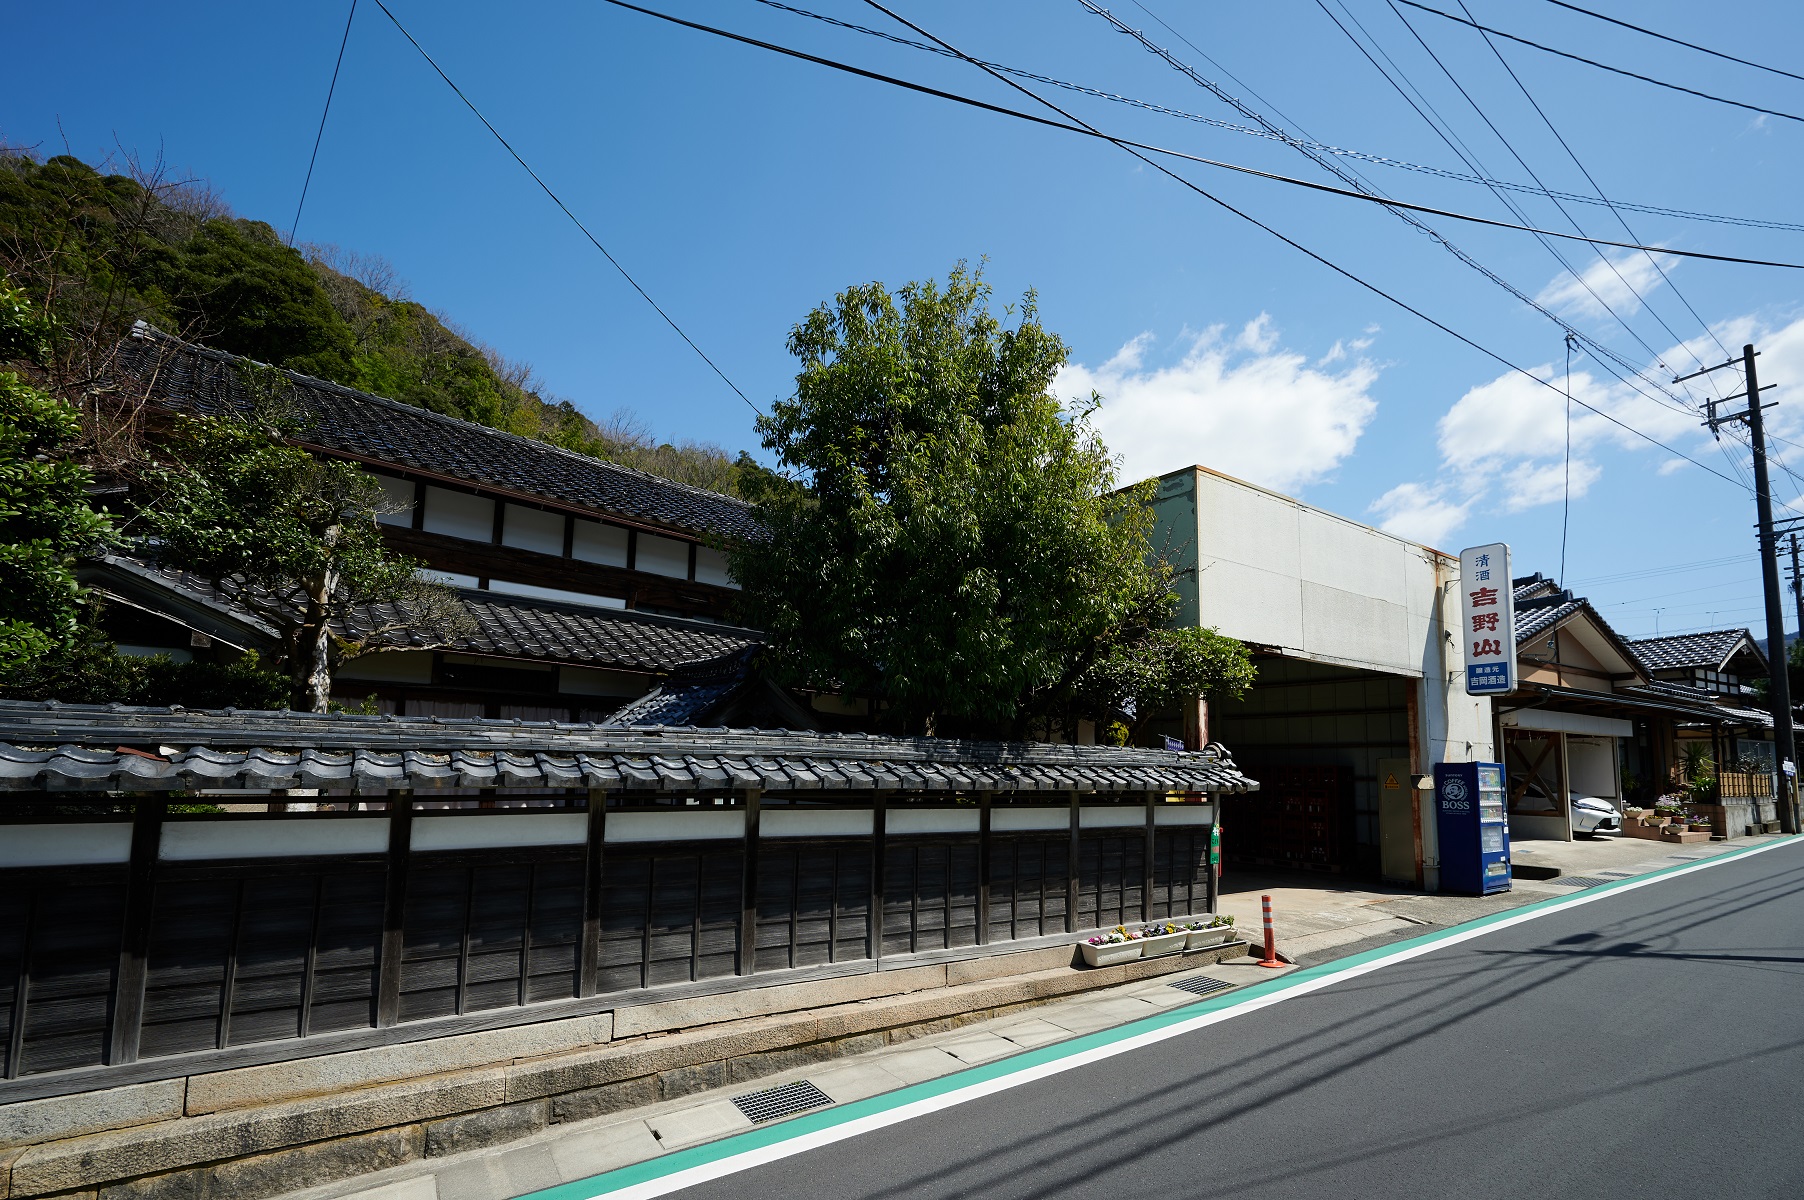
1212, 654, 1412, 876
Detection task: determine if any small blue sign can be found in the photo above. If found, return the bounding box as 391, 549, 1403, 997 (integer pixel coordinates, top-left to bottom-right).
1163, 736, 1185, 752
1466, 662, 1512, 693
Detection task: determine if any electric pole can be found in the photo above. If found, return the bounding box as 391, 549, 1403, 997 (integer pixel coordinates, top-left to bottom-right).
1681, 344, 1799, 834
1793, 533, 1804, 661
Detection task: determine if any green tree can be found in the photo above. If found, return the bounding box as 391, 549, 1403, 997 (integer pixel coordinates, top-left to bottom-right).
1078, 626, 1256, 745
731, 264, 1238, 737
0, 279, 113, 670
134, 366, 470, 711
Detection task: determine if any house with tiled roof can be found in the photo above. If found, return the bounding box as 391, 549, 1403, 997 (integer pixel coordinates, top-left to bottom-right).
1500, 574, 1786, 839
89, 324, 771, 722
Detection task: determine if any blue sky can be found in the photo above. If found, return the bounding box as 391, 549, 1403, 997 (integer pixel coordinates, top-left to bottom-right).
8, 0, 1804, 643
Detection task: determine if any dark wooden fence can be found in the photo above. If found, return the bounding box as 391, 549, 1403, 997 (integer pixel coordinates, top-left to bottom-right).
0, 797, 1215, 1086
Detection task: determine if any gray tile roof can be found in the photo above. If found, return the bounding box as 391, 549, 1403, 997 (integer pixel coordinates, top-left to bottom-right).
1627, 628, 1767, 674
1515, 598, 1583, 645
0, 701, 1259, 795
604, 648, 755, 726
113, 324, 760, 540
92, 554, 759, 674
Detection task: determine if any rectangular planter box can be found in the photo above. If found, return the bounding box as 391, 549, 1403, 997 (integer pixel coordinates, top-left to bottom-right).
1662, 829, 1712, 843
1140, 932, 1189, 958
1185, 927, 1236, 950
1080, 940, 1143, 967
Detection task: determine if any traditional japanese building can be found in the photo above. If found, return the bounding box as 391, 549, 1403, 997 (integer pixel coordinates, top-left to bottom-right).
90, 324, 766, 721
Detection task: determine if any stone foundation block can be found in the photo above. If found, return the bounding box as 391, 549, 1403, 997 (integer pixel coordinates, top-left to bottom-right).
548, 1076, 660, 1126
424, 1101, 549, 1159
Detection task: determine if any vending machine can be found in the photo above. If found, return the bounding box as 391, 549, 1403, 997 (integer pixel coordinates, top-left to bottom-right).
1434, 762, 1511, 895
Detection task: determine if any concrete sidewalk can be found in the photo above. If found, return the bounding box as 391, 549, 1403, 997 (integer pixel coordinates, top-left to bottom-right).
1217, 833, 1788, 963
277, 957, 1297, 1200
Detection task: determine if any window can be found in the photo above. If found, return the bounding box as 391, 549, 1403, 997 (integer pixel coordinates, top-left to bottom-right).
694, 545, 738, 589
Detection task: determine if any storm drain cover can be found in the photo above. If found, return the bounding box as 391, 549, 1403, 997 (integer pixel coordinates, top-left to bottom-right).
1168, 975, 1234, 997
732, 1080, 833, 1124
1551, 876, 1619, 888
1594, 871, 1634, 878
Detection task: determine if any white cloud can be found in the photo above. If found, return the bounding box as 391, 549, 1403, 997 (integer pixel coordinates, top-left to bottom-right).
1502, 459, 1603, 511
1658, 458, 1691, 476
1369, 482, 1471, 547
1535, 251, 1677, 321
1060, 316, 1381, 492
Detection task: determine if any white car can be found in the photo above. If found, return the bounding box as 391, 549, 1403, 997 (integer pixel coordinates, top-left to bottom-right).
1570, 794, 1624, 836
1517, 779, 1622, 836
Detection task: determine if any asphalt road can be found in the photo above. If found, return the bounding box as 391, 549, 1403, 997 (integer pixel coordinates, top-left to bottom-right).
670, 840, 1804, 1200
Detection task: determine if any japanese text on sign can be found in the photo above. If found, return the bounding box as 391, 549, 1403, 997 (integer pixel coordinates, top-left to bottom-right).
1459, 543, 1515, 696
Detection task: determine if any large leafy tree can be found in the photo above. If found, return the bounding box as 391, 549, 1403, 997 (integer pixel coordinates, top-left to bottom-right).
133, 367, 470, 711
732, 265, 1250, 738
0, 281, 113, 670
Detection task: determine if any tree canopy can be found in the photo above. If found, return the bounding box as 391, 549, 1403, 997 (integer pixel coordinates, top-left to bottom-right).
731, 265, 1252, 740
0, 151, 756, 496
0, 280, 112, 670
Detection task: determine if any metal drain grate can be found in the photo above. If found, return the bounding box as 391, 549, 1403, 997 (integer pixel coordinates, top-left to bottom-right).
1550, 876, 1619, 888
1169, 975, 1234, 997
1593, 871, 1634, 878
731, 1080, 833, 1124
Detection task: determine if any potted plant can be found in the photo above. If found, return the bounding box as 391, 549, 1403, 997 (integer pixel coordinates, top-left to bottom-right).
1139, 922, 1189, 958
1183, 916, 1236, 949
1080, 926, 1143, 967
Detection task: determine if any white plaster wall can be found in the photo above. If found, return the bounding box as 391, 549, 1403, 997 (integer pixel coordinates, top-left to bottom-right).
886, 809, 981, 835
412, 813, 586, 851
161, 819, 390, 860
1153, 805, 1215, 825
606, 811, 745, 842
762, 809, 874, 838
1079, 807, 1145, 829
990, 807, 1070, 832
1, 823, 133, 866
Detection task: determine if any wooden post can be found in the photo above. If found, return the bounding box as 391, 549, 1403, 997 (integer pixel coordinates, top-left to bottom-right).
1067, 790, 1080, 934
578, 788, 607, 997
1205, 796, 1221, 916
871, 793, 887, 962
108, 799, 164, 1065
1143, 791, 1157, 923
977, 791, 992, 945
375, 794, 413, 1028
739, 788, 761, 976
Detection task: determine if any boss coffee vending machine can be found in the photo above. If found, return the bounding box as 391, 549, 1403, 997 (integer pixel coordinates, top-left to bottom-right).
1434, 762, 1511, 895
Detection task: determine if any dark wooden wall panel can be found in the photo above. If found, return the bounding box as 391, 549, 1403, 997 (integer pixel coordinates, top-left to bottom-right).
225, 876, 317, 1047
1149, 829, 1210, 920
138, 879, 237, 1060
1, 873, 126, 1078
988, 836, 1069, 943
755, 843, 871, 972
597, 856, 651, 994
307, 869, 384, 1034
1077, 834, 1145, 931
882, 841, 979, 956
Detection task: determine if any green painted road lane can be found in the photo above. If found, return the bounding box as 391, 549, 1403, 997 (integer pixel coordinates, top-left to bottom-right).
528, 837, 1804, 1200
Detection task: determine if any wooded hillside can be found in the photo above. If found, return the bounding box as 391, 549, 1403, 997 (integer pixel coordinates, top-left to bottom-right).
0, 152, 753, 495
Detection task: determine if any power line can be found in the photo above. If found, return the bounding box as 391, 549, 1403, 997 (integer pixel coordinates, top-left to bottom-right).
1443, 0, 1735, 369
1391, 0, 1709, 380
602, 1, 1804, 271
365, 0, 761, 416
828, 0, 1749, 490
1567, 552, 1756, 587
1317, 0, 1693, 410
598, 0, 1756, 488
1396, 0, 1804, 124
290, 0, 358, 246
1538, 0, 1804, 86
752, 0, 1804, 232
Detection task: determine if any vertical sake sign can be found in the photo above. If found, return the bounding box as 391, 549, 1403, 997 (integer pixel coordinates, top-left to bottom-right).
1459, 543, 1515, 696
